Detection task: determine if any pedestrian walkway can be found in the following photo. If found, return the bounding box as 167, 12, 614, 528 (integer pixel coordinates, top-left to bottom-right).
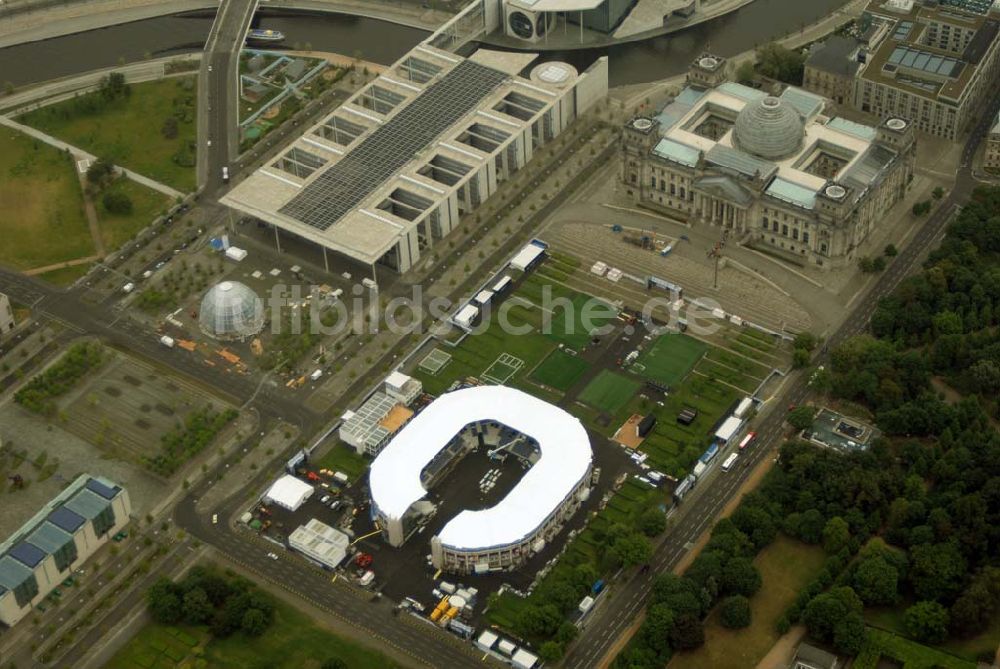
0, 115, 185, 199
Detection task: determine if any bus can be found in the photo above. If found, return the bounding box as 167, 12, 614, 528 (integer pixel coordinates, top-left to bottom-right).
738, 432, 756, 450
721, 453, 739, 472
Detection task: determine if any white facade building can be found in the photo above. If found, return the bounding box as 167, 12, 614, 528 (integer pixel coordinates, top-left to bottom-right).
0, 476, 131, 627
288, 519, 350, 569
222, 40, 607, 275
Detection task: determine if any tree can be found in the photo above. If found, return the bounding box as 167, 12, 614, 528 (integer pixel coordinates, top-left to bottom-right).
909, 541, 966, 601
162, 116, 179, 139
787, 406, 816, 431
735, 60, 756, 84
803, 587, 863, 643
720, 595, 752, 629
668, 613, 704, 651
612, 530, 653, 568
905, 601, 949, 643
755, 43, 806, 84
147, 578, 182, 624
793, 332, 818, 352
853, 556, 899, 606
103, 191, 133, 215
932, 186, 944, 200
321, 660, 348, 669
538, 641, 564, 662
86, 157, 115, 185
884, 243, 898, 257
793, 348, 811, 368
182, 587, 213, 625
240, 608, 268, 636
822, 516, 851, 554
515, 604, 561, 638
730, 506, 777, 550
720, 557, 762, 597
638, 509, 667, 537
832, 611, 867, 655
641, 603, 675, 656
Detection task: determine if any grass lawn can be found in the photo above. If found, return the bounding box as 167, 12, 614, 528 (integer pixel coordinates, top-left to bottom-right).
106, 595, 399, 669
635, 334, 707, 387
96, 177, 173, 250
867, 602, 1000, 663
670, 536, 827, 669
579, 370, 641, 414
35, 264, 93, 287
19, 76, 198, 192
854, 628, 977, 669
530, 349, 589, 391
0, 127, 95, 270
315, 443, 368, 481
411, 301, 556, 396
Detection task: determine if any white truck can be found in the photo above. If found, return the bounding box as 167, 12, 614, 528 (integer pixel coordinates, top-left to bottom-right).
159, 335, 176, 348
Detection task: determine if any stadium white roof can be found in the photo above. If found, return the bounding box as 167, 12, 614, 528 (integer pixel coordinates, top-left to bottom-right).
264, 475, 313, 511
369, 385, 592, 551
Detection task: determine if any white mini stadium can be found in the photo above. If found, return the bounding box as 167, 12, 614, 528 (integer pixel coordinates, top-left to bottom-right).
369, 385, 593, 574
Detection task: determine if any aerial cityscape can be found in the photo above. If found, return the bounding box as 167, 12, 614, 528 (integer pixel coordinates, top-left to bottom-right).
1, 0, 999, 667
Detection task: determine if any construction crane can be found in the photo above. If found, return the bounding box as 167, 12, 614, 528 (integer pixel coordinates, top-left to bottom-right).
488, 435, 525, 460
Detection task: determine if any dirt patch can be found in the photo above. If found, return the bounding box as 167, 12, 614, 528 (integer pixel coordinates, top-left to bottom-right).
123, 375, 142, 387
153, 403, 174, 417
104, 386, 122, 397
134, 418, 152, 430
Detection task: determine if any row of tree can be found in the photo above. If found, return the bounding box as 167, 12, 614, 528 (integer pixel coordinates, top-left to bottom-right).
146, 566, 275, 638
145, 405, 238, 477
14, 342, 105, 415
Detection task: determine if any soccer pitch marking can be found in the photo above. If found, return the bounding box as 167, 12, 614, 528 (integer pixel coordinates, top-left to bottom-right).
482, 353, 524, 384
419, 348, 452, 375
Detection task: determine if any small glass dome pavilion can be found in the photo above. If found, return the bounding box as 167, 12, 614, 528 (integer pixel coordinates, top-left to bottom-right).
198, 281, 265, 340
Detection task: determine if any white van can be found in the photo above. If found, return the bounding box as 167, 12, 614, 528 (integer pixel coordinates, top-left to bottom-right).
221, 166, 229, 183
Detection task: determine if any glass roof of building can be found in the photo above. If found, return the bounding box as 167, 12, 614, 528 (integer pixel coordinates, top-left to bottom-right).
842, 144, 896, 191
27, 523, 73, 555
64, 490, 110, 520
0, 556, 34, 589
887, 45, 961, 77
766, 178, 818, 210
706, 144, 778, 179
827, 117, 877, 141
779, 88, 825, 120
652, 138, 701, 167
281, 60, 509, 231
654, 86, 707, 131
717, 82, 767, 103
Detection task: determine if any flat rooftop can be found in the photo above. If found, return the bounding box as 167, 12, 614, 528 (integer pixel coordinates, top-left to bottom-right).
861, 0, 1000, 104
369, 385, 592, 552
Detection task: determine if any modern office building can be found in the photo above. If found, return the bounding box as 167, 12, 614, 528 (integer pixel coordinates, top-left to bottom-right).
222, 41, 607, 276
985, 110, 1000, 170
502, 0, 638, 41
853, 0, 1000, 140
369, 386, 592, 574
804, 35, 863, 105
620, 54, 915, 268
0, 475, 131, 627
339, 372, 423, 456
0, 292, 14, 337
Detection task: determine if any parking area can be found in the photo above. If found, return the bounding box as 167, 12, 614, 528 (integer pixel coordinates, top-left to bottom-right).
805, 407, 878, 452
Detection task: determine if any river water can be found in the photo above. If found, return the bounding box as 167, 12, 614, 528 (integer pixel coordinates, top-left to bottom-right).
0, 0, 848, 88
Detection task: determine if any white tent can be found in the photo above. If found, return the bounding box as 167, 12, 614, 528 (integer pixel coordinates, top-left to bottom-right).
264, 475, 313, 511
714, 416, 744, 443
509, 243, 545, 271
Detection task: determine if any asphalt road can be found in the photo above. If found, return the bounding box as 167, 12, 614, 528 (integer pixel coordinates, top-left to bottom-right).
200, 0, 258, 193
561, 103, 1000, 669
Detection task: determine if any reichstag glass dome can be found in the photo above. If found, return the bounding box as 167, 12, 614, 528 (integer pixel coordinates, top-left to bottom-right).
733, 96, 804, 160
199, 281, 265, 340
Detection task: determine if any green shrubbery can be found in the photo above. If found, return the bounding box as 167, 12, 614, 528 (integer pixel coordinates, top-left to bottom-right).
14, 342, 105, 414
145, 405, 238, 476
